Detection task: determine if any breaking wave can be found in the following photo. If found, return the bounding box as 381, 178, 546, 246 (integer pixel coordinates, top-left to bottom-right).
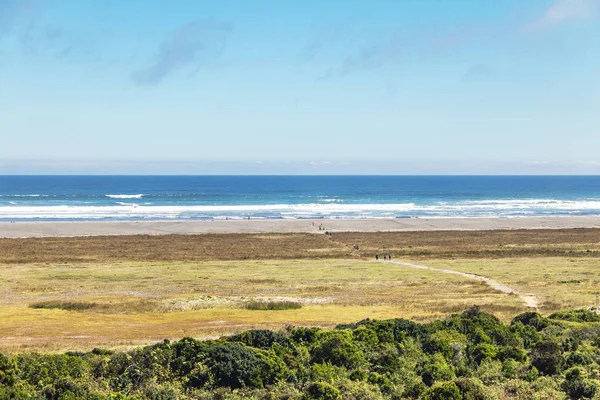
1, 199, 600, 220
106, 194, 144, 199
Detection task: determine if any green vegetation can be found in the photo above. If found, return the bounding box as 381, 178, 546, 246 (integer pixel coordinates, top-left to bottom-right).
2, 307, 600, 399
29, 301, 98, 311
246, 300, 302, 311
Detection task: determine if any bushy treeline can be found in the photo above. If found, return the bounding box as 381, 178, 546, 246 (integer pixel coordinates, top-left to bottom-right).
2, 307, 600, 399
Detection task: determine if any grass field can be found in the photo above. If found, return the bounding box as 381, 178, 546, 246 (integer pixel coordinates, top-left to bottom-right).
424, 257, 600, 313
1, 229, 599, 352
0, 259, 524, 352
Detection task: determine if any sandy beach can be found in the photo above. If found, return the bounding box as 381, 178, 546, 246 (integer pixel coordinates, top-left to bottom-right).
2, 216, 600, 238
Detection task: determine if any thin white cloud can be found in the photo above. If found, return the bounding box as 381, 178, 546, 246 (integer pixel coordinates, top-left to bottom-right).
133, 19, 234, 85
526, 0, 599, 31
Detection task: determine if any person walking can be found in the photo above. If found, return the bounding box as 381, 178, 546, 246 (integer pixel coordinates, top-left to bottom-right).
375, 253, 379, 260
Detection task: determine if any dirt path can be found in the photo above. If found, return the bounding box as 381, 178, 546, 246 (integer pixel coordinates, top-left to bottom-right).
383, 260, 538, 309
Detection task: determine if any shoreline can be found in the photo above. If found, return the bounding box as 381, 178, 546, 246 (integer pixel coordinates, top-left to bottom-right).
2, 216, 600, 238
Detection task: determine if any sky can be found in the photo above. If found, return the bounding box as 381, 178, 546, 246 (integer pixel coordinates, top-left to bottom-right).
1, 0, 599, 174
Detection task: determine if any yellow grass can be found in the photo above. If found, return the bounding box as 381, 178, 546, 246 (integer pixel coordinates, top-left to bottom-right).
0, 259, 522, 352
423, 257, 600, 313
3, 229, 599, 352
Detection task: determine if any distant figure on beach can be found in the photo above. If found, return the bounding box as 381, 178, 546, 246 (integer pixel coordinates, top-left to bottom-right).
388, 254, 392, 261
375, 253, 379, 260
383, 254, 387, 261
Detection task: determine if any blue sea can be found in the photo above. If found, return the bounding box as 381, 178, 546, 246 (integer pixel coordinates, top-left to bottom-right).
0, 176, 599, 221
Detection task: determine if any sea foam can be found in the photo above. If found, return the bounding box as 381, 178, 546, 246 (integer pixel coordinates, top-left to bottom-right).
106, 194, 144, 199
1, 199, 600, 220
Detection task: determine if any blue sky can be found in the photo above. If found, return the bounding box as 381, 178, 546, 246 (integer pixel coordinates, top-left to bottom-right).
1, 0, 599, 174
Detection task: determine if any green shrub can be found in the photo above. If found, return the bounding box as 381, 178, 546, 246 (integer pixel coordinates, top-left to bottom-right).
468, 343, 498, 365
0, 353, 17, 386
228, 329, 289, 349
16, 354, 87, 388
530, 340, 564, 376
143, 384, 179, 400
501, 379, 535, 398
421, 381, 462, 400
421, 354, 455, 386
511, 312, 551, 331
549, 309, 600, 323
205, 343, 264, 389
304, 382, 341, 400
351, 326, 379, 348
501, 360, 515, 379
1, 309, 600, 399
509, 322, 542, 348
475, 359, 503, 385
565, 351, 593, 368
291, 327, 321, 344
497, 346, 526, 362
454, 377, 487, 400
40, 377, 90, 400
562, 367, 598, 399
422, 335, 455, 361
311, 333, 366, 369
256, 349, 287, 386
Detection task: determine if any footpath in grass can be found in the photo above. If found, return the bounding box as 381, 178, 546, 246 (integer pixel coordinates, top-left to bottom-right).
0, 259, 524, 351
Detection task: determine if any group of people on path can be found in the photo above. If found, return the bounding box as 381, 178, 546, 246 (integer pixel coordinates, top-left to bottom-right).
375, 252, 392, 261
312, 221, 334, 237
312, 221, 326, 231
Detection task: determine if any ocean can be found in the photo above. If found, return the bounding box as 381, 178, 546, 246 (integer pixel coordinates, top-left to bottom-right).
0, 175, 599, 221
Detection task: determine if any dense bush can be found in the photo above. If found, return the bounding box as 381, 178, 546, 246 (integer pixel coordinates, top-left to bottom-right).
205, 342, 265, 388
304, 381, 341, 400
421, 381, 461, 400
228, 329, 289, 349
1, 308, 600, 399
549, 309, 600, 323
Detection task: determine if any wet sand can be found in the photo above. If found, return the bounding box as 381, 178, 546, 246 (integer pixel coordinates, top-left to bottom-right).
2, 216, 600, 238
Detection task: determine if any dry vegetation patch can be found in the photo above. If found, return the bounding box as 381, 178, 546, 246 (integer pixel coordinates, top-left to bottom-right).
0, 259, 522, 351
1, 229, 600, 263
1, 229, 598, 351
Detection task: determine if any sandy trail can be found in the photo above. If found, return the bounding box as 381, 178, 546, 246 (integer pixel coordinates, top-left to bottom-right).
383, 260, 538, 309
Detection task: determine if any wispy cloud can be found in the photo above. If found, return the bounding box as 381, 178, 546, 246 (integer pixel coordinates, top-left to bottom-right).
311, 22, 488, 80
0, 0, 96, 62
19, 24, 95, 60
0, 0, 40, 36
133, 19, 234, 85
318, 35, 403, 79
299, 23, 351, 63
525, 0, 599, 31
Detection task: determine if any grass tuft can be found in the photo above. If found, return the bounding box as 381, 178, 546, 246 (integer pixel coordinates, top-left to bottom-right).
30, 301, 97, 311
246, 300, 302, 311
